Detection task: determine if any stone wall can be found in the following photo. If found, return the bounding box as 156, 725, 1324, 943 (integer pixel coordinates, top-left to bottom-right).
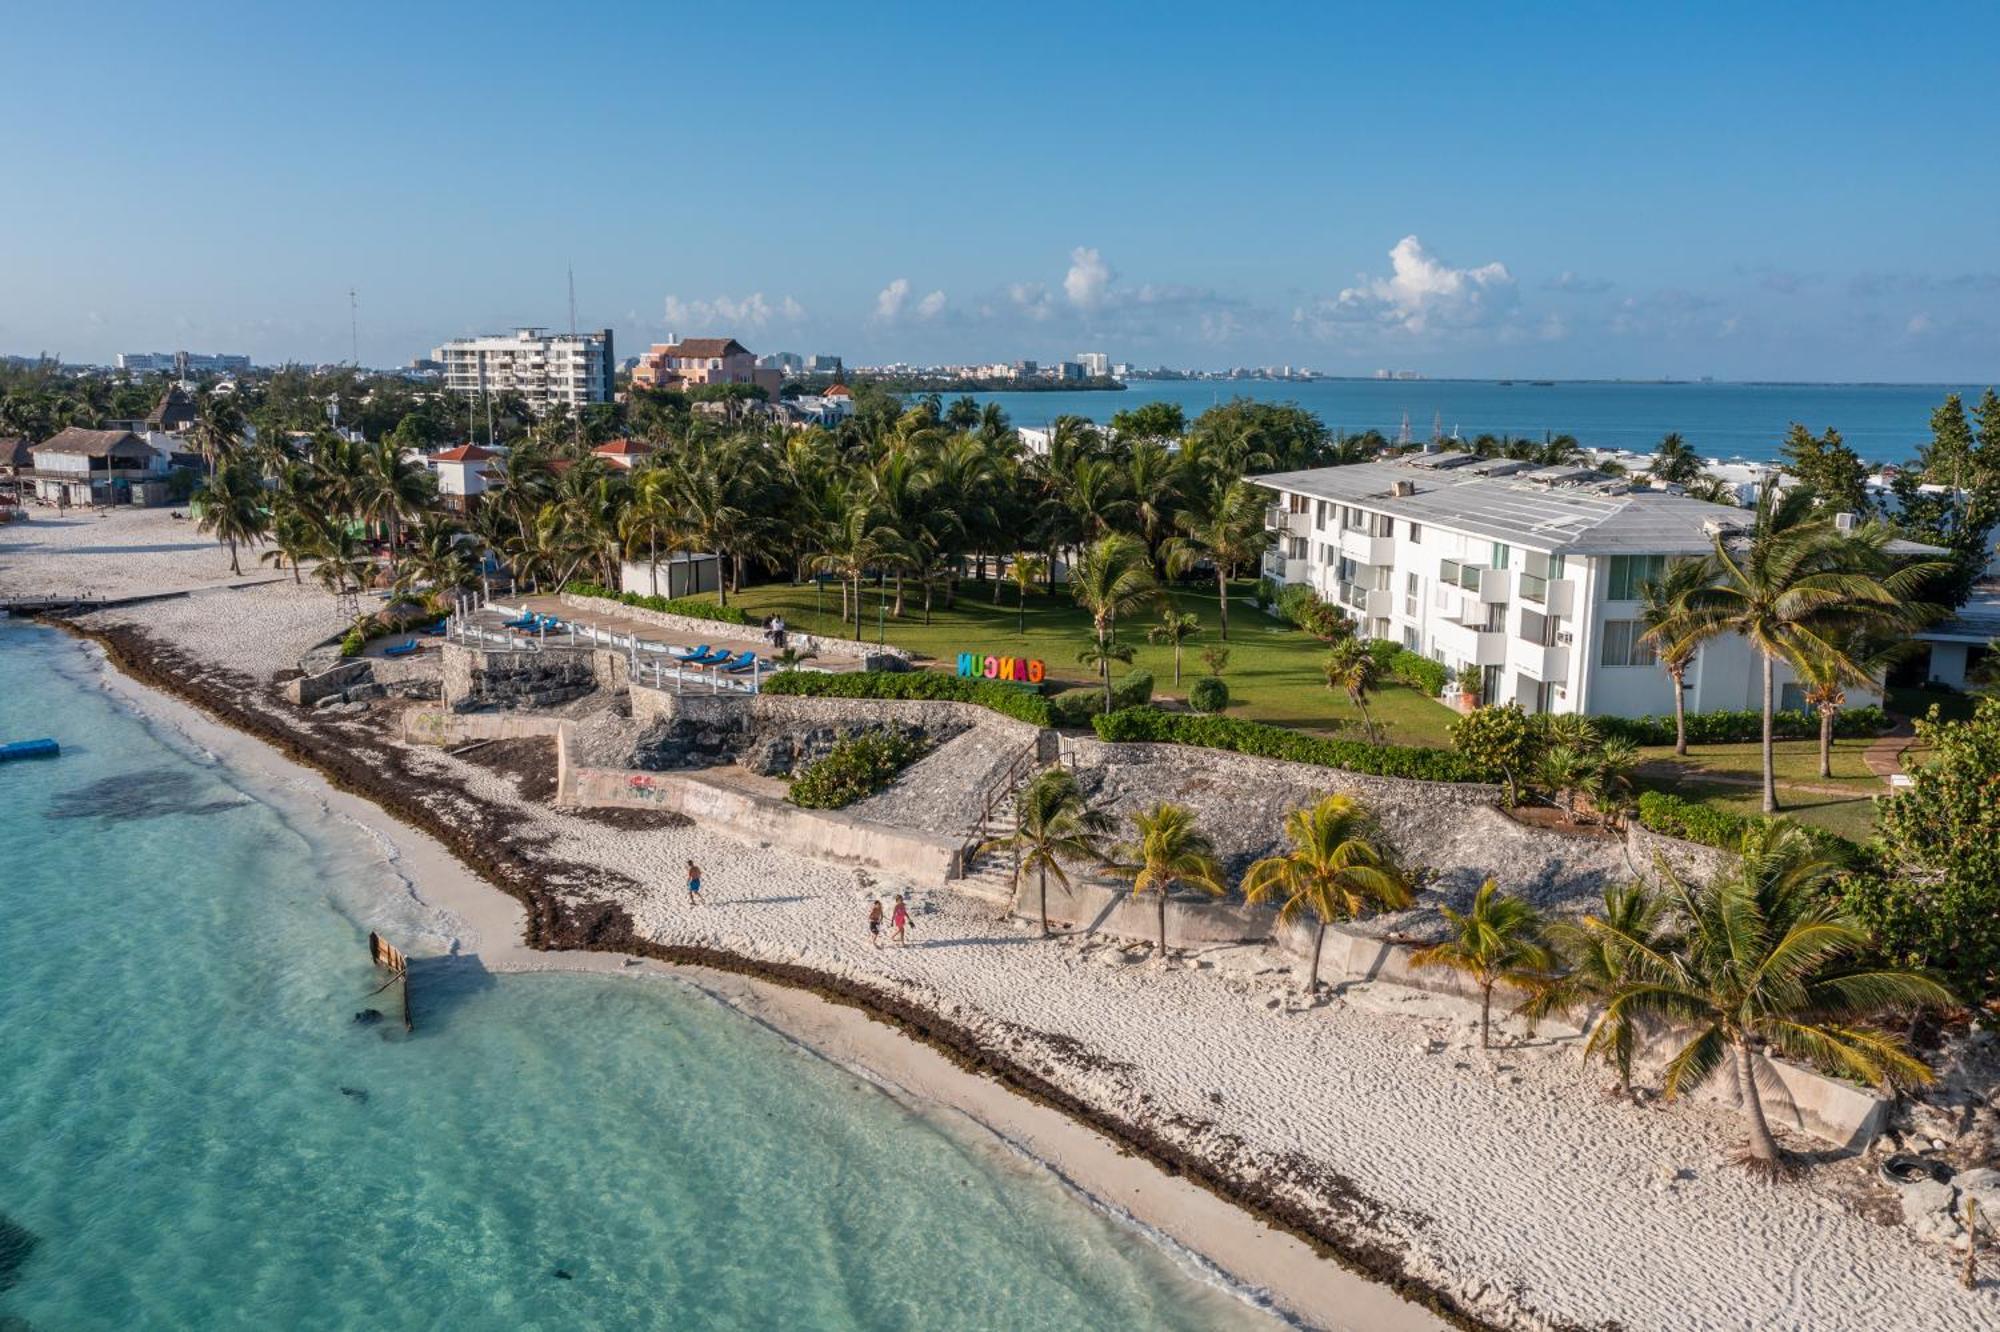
440, 642, 600, 711
1625, 821, 1735, 885
285, 659, 371, 706
401, 707, 568, 747
557, 591, 913, 668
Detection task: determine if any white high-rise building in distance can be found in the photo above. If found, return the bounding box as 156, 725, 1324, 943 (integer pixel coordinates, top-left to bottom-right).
1076, 351, 1110, 377
431, 327, 614, 413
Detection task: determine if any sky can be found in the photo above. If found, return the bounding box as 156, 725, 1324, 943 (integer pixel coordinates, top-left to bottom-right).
2, 1, 1997, 381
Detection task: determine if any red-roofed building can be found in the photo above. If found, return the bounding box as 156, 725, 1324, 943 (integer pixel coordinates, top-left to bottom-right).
631, 336, 782, 400
428, 443, 499, 509
591, 437, 655, 471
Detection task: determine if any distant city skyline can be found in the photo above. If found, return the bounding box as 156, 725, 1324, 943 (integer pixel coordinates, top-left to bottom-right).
2, 2, 1997, 381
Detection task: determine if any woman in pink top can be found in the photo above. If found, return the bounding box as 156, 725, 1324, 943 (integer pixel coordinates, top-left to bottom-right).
890, 895, 912, 945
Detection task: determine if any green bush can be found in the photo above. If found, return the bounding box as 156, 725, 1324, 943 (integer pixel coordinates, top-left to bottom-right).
1599, 706, 1890, 746
787, 731, 930, 808
1188, 676, 1230, 714
339, 606, 436, 657
1092, 707, 1486, 782
1113, 670, 1154, 709
1366, 639, 1400, 673
1274, 583, 1318, 626
1387, 649, 1449, 698
339, 628, 366, 658
762, 669, 1052, 726
1045, 671, 1156, 728
1633, 791, 1862, 863
1448, 704, 1535, 795
563, 581, 752, 627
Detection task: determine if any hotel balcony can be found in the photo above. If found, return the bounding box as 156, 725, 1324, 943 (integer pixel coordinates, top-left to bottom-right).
1337, 529, 1395, 567
1512, 639, 1572, 682
1516, 573, 1576, 616
1434, 618, 1508, 667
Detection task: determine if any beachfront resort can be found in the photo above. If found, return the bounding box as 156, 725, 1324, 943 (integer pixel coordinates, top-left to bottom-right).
3, 358, 1999, 1332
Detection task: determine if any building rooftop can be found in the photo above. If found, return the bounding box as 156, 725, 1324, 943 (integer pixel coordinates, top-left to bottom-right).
592, 438, 654, 457
1919, 583, 2000, 644
32, 428, 151, 459
431, 444, 497, 462
1252, 457, 1941, 558
649, 338, 749, 359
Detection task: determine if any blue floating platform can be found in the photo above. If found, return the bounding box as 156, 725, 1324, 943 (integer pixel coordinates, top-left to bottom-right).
0, 738, 60, 762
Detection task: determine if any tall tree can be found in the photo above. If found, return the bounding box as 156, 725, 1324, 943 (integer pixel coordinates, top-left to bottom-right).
1322, 635, 1383, 742
1070, 533, 1158, 710
1410, 880, 1554, 1049
1241, 794, 1410, 991
1920, 392, 1977, 486
1600, 824, 1950, 1175
1108, 803, 1227, 956
1519, 882, 1677, 1096
1635, 557, 1714, 756
1145, 607, 1201, 686
1651, 432, 1704, 485
1778, 423, 1869, 515
1163, 476, 1272, 641
192, 458, 268, 576
979, 768, 1112, 937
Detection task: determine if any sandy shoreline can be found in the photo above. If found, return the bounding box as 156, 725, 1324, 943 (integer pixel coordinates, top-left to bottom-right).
79, 631, 1436, 1332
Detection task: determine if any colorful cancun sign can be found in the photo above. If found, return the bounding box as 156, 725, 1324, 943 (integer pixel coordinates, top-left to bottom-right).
956, 652, 1045, 684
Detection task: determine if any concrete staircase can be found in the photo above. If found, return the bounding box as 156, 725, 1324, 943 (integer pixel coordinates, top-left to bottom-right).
953, 742, 1042, 907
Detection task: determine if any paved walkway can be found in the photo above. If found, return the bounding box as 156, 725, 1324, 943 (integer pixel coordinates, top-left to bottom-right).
1861, 715, 1919, 786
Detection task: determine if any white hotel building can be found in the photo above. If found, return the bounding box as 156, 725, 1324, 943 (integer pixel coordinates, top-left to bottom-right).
1253, 454, 1895, 719
432, 327, 614, 414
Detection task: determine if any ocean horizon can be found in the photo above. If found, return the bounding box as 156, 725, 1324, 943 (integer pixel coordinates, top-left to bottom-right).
959, 377, 1991, 464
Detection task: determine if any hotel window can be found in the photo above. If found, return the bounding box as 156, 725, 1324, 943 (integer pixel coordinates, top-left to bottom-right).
1491, 542, 1511, 570
1606, 554, 1667, 601
1402, 626, 1419, 651
1404, 571, 1419, 617
1408, 522, 1421, 544
1599, 619, 1659, 667
1370, 512, 1394, 538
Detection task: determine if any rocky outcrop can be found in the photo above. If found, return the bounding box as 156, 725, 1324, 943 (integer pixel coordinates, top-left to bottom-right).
442, 644, 598, 711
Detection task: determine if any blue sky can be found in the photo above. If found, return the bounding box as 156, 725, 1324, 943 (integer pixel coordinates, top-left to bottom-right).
2, 1, 1996, 379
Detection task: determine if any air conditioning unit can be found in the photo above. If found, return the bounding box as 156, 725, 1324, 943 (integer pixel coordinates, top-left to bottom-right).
1390, 479, 1416, 497
1555, 631, 1574, 646
1834, 511, 1857, 532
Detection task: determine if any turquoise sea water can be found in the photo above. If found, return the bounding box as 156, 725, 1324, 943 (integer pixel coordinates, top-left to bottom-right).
0, 621, 1272, 1331
965, 378, 1989, 462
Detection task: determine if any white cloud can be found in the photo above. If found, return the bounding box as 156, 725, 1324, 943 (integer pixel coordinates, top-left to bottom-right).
1906, 312, 1934, 337
875, 278, 910, 320
915, 289, 948, 320
1009, 282, 1055, 322
661, 291, 802, 330
1315, 235, 1518, 337
1064, 246, 1112, 310
1543, 270, 1612, 294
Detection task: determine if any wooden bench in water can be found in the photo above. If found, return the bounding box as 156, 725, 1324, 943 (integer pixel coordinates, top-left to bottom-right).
367, 932, 414, 1032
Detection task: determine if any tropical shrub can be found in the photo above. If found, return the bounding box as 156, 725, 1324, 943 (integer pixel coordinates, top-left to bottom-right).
1092, 708, 1486, 782
1597, 706, 1890, 746
1448, 704, 1536, 798
1366, 639, 1400, 673
787, 730, 930, 808
1633, 791, 1861, 863
762, 669, 1052, 726
563, 581, 753, 627
1387, 649, 1449, 698
1045, 671, 1155, 728
1188, 676, 1230, 714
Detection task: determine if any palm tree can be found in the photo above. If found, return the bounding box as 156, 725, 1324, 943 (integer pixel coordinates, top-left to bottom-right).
1070, 533, 1157, 711
1146, 608, 1201, 686
1597, 824, 1951, 1174
1108, 803, 1227, 956
311, 528, 376, 618
809, 495, 902, 638
192, 458, 268, 576
191, 393, 244, 477
978, 768, 1111, 937
1635, 558, 1714, 756
395, 516, 481, 604
1792, 629, 1908, 780
259, 504, 321, 584
1322, 636, 1382, 742
1409, 880, 1555, 1049
1651, 432, 1704, 485
1164, 475, 1272, 641
1519, 882, 1677, 1096
1655, 488, 1943, 812
1537, 743, 1596, 818
1242, 795, 1410, 990
353, 438, 435, 574
1008, 552, 1047, 634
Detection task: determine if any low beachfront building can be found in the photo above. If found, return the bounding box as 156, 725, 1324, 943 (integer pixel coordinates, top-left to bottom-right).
1914, 584, 1998, 689
1252, 454, 1908, 719
428, 444, 497, 511
29, 428, 169, 507
591, 438, 654, 471
618, 553, 721, 600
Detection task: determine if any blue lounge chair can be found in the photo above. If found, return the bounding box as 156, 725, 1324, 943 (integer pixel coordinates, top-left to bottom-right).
502, 613, 537, 629
382, 639, 420, 658
677, 646, 730, 665
420, 619, 448, 636
720, 651, 761, 674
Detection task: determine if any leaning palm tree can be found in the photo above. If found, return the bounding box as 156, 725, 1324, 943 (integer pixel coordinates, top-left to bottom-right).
260, 504, 321, 585
1409, 880, 1555, 1049
191, 458, 268, 576
1146, 607, 1201, 687
1654, 488, 1943, 812
1163, 476, 1273, 640
1596, 823, 1951, 1174
1519, 882, 1677, 1096
1792, 629, 1909, 780
978, 768, 1112, 937
311, 527, 376, 618
1322, 635, 1383, 742
1108, 803, 1227, 956
1242, 794, 1410, 990
1070, 533, 1157, 711
1635, 557, 1713, 756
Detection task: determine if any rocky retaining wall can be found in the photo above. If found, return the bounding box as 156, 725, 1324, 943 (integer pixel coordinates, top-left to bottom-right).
288, 656, 442, 708
557, 591, 912, 668
400, 707, 568, 747
441, 642, 600, 711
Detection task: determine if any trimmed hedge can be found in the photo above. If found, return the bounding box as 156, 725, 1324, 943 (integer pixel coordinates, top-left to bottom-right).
1634, 790, 1862, 863
762, 669, 1053, 726
1601, 705, 1889, 747
1091, 707, 1489, 783
788, 731, 930, 808
564, 581, 753, 627
1047, 671, 1156, 728
1188, 676, 1230, 714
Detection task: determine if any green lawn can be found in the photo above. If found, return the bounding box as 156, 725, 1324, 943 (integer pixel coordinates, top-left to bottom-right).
1636, 736, 1884, 790
714, 578, 1462, 746
1654, 778, 1884, 845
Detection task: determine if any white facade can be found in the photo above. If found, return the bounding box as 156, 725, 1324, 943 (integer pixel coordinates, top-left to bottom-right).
1254, 458, 1881, 719
1076, 351, 1109, 377
619, 554, 721, 600
431, 327, 613, 414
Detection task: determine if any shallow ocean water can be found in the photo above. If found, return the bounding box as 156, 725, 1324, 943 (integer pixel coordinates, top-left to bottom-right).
0, 621, 1273, 1330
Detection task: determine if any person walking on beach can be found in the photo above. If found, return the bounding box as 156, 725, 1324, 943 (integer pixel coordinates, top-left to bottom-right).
867, 898, 883, 948
686, 859, 703, 906
890, 894, 912, 945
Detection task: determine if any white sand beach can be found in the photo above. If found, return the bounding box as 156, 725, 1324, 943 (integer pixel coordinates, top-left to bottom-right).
5, 508, 1994, 1332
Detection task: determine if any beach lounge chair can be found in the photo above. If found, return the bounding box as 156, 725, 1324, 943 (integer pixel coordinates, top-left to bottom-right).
382, 639, 420, 658
502, 613, 537, 629
675, 646, 729, 665
720, 651, 761, 673
420, 619, 447, 636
